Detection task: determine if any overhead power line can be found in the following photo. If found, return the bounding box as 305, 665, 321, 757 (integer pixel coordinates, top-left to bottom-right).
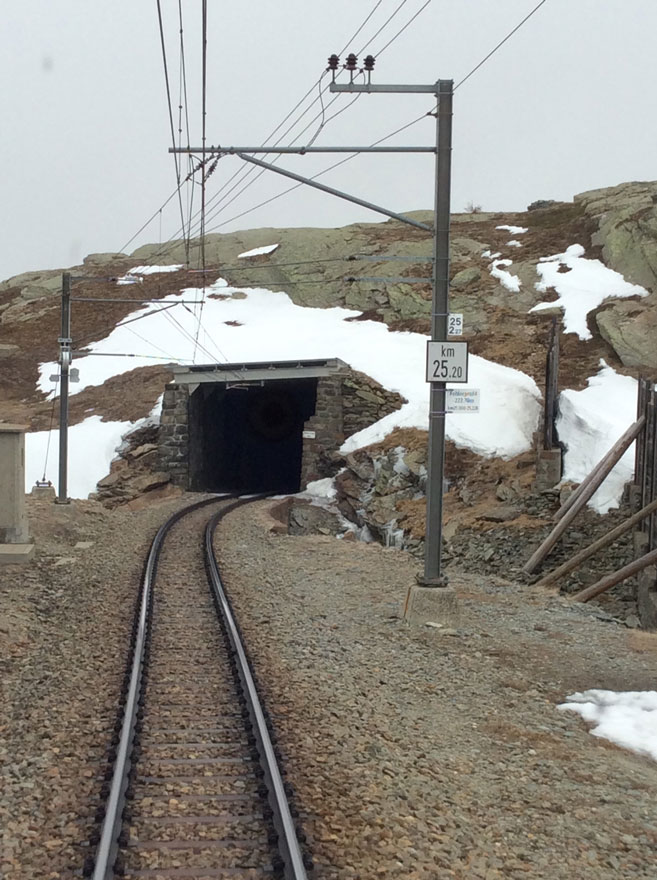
374, 0, 432, 55
200, 0, 547, 233
455, 0, 549, 90
142, 0, 429, 267
155, 0, 188, 263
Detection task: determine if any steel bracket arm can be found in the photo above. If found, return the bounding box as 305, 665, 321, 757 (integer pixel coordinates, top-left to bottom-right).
235, 153, 432, 232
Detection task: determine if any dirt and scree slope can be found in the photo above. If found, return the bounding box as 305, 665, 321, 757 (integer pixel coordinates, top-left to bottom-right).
1, 181, 656, 606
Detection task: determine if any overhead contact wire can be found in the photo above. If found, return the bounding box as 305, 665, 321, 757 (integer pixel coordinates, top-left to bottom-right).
156, 0, 188, 264
455, 0, 549, 90
151, 0, 407, 257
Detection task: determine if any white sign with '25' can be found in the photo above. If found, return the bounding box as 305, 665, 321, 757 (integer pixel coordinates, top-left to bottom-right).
448, 313, 463, 336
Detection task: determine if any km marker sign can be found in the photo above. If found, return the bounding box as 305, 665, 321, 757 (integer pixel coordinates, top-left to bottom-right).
426, 341, 469, 383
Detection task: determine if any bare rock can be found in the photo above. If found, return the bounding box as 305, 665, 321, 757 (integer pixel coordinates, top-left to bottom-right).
127, 442, 158, 460
595, 297, 657, 369
130, 472, 170, 493
478, 505, 522, 523
451, 267, 481, 290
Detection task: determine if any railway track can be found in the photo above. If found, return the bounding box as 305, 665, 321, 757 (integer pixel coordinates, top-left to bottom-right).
86, 496, 310, 880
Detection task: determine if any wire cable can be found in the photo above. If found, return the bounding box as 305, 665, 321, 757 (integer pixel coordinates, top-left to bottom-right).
357, 0, 410, 53
195, 0, 388, 228
148, 0, 410, 259
134, 1, 423, 269
455, 0, 549, 90
177, 0, 194, 260
72, 302, 182, 348
193, 0, 210, 360
156, 0, 188, 262
41, 379, 59, 482
204, 113, 430, 234
374, 0, 433, 56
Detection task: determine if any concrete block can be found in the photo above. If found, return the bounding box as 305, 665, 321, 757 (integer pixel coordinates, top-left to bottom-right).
31, 484, 56, 499
535, 447, 562, 491
0, 425, 30, 543
402, 584, 460, 627
0, 543, 35, 564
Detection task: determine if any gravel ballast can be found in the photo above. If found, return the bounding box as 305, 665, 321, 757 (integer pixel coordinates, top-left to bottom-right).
216, 501, 657, 880
2, 494, 657, 879
0, 494, 201, 879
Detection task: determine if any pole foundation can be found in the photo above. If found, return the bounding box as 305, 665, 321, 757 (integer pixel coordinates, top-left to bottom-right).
403, 582, 460, 627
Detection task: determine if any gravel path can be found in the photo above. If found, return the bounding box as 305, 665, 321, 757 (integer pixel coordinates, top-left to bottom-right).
216, 500, 657, 880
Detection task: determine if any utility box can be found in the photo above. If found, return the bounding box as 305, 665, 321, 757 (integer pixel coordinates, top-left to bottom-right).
0, 424, 34, 563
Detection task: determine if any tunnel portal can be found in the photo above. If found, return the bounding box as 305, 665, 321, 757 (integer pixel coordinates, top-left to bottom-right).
189, 379, 317, 494
160, 359, 350, 496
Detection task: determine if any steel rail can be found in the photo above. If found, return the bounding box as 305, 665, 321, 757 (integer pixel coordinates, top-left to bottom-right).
205, 506, 310, 880
90, 494, 230, 880
89, 493, 309, 879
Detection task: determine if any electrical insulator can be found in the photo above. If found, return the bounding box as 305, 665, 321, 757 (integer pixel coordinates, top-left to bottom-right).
344, 53, 358, 71
327, 54, 339, 71
363, 55, 375, 71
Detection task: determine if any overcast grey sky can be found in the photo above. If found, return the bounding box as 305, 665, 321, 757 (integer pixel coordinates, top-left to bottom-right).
3, 1, 656, 281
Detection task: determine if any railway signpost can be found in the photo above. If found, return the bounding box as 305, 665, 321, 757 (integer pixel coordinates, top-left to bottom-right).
172, 64, 459, 612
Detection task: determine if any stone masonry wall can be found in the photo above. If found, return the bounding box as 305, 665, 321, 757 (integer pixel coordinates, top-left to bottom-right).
300, 374, 344, 486
342, 369, 405, 439
159, 383, 190, 487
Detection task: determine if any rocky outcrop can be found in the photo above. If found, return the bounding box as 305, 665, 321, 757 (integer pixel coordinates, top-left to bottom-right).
595, 297, 657, 370
93, 425, 177, 508
575, 181, 657, 294
335, 441, 426, 548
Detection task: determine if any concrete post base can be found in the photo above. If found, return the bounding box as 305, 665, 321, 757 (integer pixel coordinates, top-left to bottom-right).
535, 447, 562, 492
0, 543, 35, 564
403, 584, 460, 627
31, 484, 56, 500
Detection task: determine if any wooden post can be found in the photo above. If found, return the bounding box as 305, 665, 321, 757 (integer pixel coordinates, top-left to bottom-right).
524, 416, 646, 575
634, 377, 647, 510
649, 391, 657, 550
543, 319, 559, 450
553, 416, 645, 523
571, 547, 657, 603
537, 497, 657, 587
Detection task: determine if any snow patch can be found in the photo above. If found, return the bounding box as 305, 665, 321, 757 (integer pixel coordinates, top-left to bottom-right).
302, 477, 337, 501
238, 244, 279, 258
558, 690, 657, 762
496, 225, 528, 234
342, 354, 540, 460
490, 259, 521, 292
25, 416, 135, 498
557, 361, 637, 512
33, 277, 543, 495
530, 244, 648, 339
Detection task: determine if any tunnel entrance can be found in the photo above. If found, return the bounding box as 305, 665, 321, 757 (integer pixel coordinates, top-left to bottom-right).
189, 379, 318, 494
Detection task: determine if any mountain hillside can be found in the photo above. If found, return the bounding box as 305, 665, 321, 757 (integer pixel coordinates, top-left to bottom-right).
1, 180, 656, 619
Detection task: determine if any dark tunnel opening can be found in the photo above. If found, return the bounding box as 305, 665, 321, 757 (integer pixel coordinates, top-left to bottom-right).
188, 379, 318, 494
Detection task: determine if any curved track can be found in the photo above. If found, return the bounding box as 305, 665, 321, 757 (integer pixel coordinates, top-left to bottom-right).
87, 496, 310, 880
